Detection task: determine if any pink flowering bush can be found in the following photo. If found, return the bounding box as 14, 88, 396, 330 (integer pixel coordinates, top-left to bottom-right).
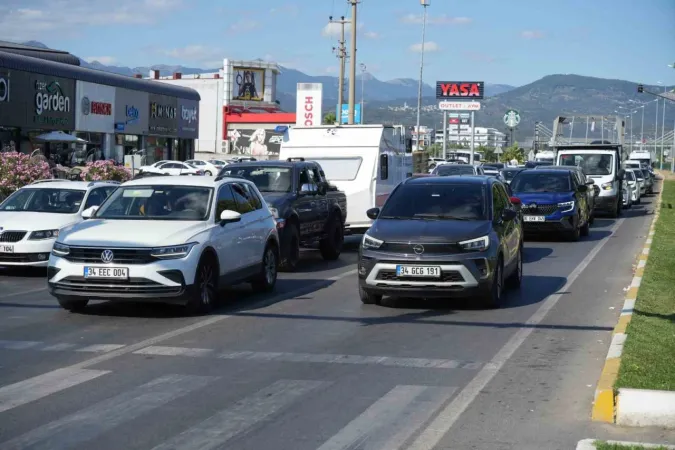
80, 160, 131, 182
0, 152, 52, 197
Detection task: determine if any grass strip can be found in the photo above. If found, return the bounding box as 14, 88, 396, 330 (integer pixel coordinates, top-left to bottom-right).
615, 180, 675, 391
594, 441, 671, 450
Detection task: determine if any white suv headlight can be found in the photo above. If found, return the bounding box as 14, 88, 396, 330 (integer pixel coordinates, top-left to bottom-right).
29, 229, 60, 240
557, 201, 575, 213
150, 243, 197, 259
362, 233, 384, 250
459, 235, 489, 252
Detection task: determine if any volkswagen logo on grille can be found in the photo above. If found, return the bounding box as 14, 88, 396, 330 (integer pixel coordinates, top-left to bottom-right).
412, 244, 424, 255
100, 250, 114, 263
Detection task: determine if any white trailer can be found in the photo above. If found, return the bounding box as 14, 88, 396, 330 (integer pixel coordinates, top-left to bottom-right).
279, 124, 412, 234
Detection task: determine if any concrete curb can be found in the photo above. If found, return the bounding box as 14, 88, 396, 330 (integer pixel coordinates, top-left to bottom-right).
591, 185, 665, 425
577, 438, 675, 449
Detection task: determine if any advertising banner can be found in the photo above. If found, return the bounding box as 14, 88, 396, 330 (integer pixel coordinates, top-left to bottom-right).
148, 94, 178, 136
337, 103, 362, 124
226, 127, 284, 159
177, 98, 199, 139
436, 81, 484, 100
295, 83, 323, 127
113, 88, 148, 135
75, 81, 115, 133
0, 69, 28, 128
11, 73, 76, 130
232, 67, 265, 102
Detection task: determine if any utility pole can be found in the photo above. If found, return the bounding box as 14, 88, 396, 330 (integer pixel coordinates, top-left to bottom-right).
347, 0, 359, 125
330, 15, 349, 123
415, 0, 430, 147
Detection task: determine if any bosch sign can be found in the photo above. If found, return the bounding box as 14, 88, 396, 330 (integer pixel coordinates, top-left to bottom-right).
436, 81, 484, 100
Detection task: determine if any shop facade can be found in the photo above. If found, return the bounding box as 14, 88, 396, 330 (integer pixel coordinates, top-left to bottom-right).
0, 50, 200, 170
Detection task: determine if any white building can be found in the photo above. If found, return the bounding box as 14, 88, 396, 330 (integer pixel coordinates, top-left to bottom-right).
435, 126, 506, 149
412, 126, 434, 150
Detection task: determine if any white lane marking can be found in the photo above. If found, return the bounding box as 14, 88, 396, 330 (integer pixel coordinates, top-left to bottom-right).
0, 368, 110, 414
607, 333, 627, 359
150, 379, 326, 450
0, 340, 41, 350
134, 346, 213, 357
215, 350, 481, 370
75, 344, 126, 353
41, 343, 77, 351
621, 299, 636, 315
408, 218, 626, 450
630, 276, 642, 288
0, 374, 215, 449
0, 268, 357, 411
2, 288, 48, 300
317, 385, 456, 450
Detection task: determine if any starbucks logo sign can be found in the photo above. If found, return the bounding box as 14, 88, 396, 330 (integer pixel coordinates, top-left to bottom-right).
0, 76, 9, 103
81, 96, 91, 115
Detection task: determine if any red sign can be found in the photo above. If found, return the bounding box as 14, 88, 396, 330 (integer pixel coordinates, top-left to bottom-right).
449, 118, 460, 124
91, 101, 112, 115
436, 81, 484, 100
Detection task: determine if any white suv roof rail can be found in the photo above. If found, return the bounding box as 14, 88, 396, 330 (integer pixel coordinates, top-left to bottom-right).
30, 179, 65, 185
87, 180, 121, 187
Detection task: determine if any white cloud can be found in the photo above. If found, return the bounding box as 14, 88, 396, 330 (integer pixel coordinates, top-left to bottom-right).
0, 0, 183, 40
161, 45, 224, 68
521, 30, 544, 39
85, 56, 117, 65
229, 19, 260, 32
323, 66, 338, 74
401, 14, 471, 25
409, 41, 440, 53
364, 31, 380, 39
321, 21, 364, 37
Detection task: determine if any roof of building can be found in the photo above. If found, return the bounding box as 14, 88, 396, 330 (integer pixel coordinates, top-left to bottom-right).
0, 50, 200, 101
0, 40, 81, 66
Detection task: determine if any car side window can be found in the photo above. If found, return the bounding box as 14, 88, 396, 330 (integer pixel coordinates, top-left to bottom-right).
231, 183, 256, 214
492, 185, 506, 218
215, 184, 238, 222
298, 168, 311, 189
84, 187, 114, 209
239, 183, 263, 210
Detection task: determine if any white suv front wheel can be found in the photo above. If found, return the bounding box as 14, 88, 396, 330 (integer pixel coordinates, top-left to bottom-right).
187, 256, 218, 315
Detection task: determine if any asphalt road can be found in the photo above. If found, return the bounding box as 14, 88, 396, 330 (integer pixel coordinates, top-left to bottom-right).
1, 188, 674, 450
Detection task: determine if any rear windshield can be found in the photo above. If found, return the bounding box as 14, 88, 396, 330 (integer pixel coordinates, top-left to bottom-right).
633, 169, 644, 179
500, 170, 521, 180
380, 183, 487, 220
511, 172, 571, 193
558, 153, 614, 176
219, 165, 292, 193
432, 165, 475, 176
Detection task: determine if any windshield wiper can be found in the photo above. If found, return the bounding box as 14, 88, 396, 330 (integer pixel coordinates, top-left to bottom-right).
380, 215, 424, 220
414, 214, 475, 221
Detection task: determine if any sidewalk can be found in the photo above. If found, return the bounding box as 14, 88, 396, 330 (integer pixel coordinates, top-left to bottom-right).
592, 179, 675, 429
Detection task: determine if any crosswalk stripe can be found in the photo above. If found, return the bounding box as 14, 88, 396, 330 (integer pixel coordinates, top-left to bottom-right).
75, 344, 126, 353
0, 374, 215, 450
0, 340, 41, 350
150, 379, 327, 450
317, 385, 457, 450
40, 343, 77, 351
134, 346, 213, 357
0, 368, 110, 414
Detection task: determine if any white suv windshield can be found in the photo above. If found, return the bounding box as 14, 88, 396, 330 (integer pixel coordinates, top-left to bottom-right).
95, 186, 213, 220
0, 188, 85, 214
559, 153, 614, 176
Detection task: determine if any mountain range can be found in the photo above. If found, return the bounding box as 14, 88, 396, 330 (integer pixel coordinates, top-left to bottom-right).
13, 41, 671, 141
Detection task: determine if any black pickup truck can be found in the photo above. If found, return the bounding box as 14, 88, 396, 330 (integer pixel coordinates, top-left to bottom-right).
217, 159, 347, 271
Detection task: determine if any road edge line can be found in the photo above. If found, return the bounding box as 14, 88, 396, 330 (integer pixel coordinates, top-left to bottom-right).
591, 185, 663, 423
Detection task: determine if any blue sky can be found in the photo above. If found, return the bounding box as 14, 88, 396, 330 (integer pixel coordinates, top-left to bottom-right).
1, 0, 674, 87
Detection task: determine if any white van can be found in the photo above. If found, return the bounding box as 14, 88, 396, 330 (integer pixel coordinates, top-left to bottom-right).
628, 151, 652, 168
279, 124, 412, 234
556, 144, 624, 217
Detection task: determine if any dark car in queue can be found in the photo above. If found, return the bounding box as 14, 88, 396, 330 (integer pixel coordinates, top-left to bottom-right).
431, 164, 482, 176
358, 176, 523, 308
500, 167, 524, 185
534, 165, 597, 223
510, 169, 591, 240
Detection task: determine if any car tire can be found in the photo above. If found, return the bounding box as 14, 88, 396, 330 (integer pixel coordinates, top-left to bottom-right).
186, 255, 218, 315
480, 257, 503, 309
279, 224, 300, 272
56, 296, 88, 312
359, 285, 382, 305
506, 245, 523, 289
319, 215, 344, 261
204, 170, 213, 176
580, 215, 590, 236
251, 243, 278, 293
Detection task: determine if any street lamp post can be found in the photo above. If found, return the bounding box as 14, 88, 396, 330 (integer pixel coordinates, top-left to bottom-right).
415, 0, 429, 151
360, 63, 366, 124
661, 85, 667, 170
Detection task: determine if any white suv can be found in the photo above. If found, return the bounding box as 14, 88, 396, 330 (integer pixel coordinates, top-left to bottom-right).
0, 180, 119, 267
47, 176, 280, 314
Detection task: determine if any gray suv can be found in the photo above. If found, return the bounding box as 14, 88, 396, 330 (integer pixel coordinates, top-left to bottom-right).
358, 176, 523, 308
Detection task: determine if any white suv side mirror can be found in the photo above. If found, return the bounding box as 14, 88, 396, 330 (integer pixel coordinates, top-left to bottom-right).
82, 206, 99, 219
219, 209, 241, 225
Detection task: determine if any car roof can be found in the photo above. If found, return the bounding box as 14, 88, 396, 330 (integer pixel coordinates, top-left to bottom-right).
435, 163, 475, 168
535, 165, 582, 171
501, 167, 524, 171
20, 180, 118, 191
404, 175, 491, 186
121, 175, 247, 188
519, 168, 572, 176
224, 160, 297, 168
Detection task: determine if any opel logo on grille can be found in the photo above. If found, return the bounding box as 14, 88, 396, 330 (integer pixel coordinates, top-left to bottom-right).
412, 244, 424, 254
101, 250, 114, 263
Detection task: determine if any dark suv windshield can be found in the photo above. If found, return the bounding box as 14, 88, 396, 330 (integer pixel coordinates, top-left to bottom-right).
0, 188, 85, 214
380, 183, 487, 220
511, 172, 571, 193
432, 165, 475, 176
219, 165, 292, 192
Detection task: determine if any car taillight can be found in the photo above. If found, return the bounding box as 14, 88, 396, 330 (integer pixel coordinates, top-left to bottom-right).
197, 170, 204, 175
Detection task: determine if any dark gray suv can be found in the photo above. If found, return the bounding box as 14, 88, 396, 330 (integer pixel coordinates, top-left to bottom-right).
358, 176, 523, 308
